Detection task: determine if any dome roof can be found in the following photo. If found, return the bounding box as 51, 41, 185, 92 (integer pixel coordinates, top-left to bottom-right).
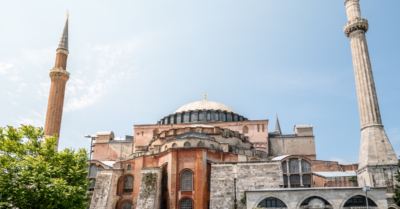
174, 100, 236, 113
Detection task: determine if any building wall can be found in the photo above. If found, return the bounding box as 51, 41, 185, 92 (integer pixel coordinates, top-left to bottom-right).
269, 136, 316, 159
246, 187, 388, 209
210, 162, 283, 209
313, 175, 358, 187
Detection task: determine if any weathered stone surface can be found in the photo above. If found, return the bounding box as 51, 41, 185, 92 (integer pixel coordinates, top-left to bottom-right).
136, 167, 160, 209
90, 169, 122, 209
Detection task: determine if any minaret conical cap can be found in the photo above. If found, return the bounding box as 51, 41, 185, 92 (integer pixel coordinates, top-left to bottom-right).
57, 16, 68, 51
275, 114, 282, 134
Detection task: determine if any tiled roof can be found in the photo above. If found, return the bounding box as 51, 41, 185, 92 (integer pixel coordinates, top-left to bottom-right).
174, 100, 236, 113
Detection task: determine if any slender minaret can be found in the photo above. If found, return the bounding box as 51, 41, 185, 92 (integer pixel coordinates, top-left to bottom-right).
275, 114, 281, 134
343, 0, 398, 194
44, 14, 70, 150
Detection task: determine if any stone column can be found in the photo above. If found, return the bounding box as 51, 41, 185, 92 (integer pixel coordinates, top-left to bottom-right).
298, 159, 303, 187
344, 0, 398, 190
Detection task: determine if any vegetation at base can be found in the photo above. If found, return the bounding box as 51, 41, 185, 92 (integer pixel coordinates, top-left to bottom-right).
394, 159, 400, 206
240, 193, 246, 204
0, 125, 90, 209
348, 177, 357, 182
139, 172, 157, 204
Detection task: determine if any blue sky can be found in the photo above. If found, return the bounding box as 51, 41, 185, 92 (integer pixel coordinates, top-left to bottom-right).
1, 0, 399, 164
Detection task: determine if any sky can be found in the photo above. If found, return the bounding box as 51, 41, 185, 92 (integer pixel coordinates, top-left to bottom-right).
1, 0, 399, 164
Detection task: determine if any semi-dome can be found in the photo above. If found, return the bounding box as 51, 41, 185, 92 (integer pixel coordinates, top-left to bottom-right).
174, 100, 236, 113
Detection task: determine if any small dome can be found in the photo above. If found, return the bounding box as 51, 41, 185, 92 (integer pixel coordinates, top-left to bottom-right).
174, 100, 236, 113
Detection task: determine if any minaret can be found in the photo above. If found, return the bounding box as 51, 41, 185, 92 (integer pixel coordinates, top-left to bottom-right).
44, 14, 70, 150
275, 114, 281, 134
343, 0, 398, 191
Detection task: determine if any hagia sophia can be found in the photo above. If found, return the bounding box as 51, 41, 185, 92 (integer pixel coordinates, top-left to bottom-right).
42, 0, 398, 209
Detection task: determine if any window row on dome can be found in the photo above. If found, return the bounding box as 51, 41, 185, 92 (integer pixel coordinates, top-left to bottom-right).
158, 110, 248, 125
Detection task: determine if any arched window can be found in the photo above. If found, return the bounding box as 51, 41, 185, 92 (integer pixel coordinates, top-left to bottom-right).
170, 116, 174, 124
123, 175, 134, 193
89, 178, 96, 191
184, 142, 191, 148
301, 196, 331, 208
162, 172, 168, 193
172, 143, 178, 148
89, 164, 97, 177
127, 165, 131, 170
199, 111, 203, 121
181, 113, 185, 123
122, 201, 133, 209
301, 160, 311, 173
197, 141, 204, 147
243, 126, 249, 134
165, 145, 168, 151
207, 111, 211, 121
209, 144, 214, 150
222, 113, 226, 122
257, 197, 287, 208
161, 200, 168, 209
174, 115, 177, 124
180, 170, 193, 191
343, 195, 377, 207
190, 112, 195, 122
215, 112, 219, 121
289, 159, 299, 173
180, 198, 193, 209
208, 172, 211, 191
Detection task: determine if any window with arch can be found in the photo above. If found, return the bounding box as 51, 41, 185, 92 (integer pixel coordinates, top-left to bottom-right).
181, 113, 185, 123
174, 115, 177, 124
172, 143, 178, 148
257, 197, 287, 208
209, 144, 214, 150
180, 170, 193, 191
180, 198, 193, 209
199, 111, 203, 121
300, 196, 331, 208
215, 112, 219, 121
343, 195, 377, 208
162, 171, 168, 193
197, 141, 204, 147
127, 165, 131, 170
170, 116, 174, 124
184, 142, 191, 148
207, 111, 211, 121
89, 164, 97, 177
190, 112, 195, 122
123, 175, 134, 193
164, 145, 168, 151
243, 126, 249, 134
89, 178, 96, 191
222, 113, 226, 122
122, 201, 133, 209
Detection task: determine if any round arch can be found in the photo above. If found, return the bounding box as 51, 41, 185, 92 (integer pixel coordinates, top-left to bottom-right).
252, 195, 289, 209
296, 194, 334, 209
117, 174, 134, 195
121, 200, 133, 209
179, 197, 194, 209
339, 192, 380, 208
179, 169, 194, 191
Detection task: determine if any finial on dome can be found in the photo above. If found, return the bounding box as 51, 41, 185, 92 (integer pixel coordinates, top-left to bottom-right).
67, 10, 69, 19
204, 91, 206, 101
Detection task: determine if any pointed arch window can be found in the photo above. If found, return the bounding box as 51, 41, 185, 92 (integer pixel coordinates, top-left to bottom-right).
123, 175, 134, 193
180, 170, 193, 191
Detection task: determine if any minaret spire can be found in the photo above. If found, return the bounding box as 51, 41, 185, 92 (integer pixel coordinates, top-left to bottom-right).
44, 15, 71, 150
204, 91, 206, 101
57, 14, 69, 51
344, 0, 397, 191
275, 114, 281, 134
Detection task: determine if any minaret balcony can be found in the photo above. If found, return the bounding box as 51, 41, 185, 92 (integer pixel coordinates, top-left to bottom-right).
344, 18, 369, 37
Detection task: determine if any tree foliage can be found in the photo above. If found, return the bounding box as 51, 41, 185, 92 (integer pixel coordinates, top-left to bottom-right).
394, 159, 400, 206
0, 125, 90, 209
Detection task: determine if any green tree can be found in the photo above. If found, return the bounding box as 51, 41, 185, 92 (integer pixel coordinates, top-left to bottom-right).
0, 125, 90, 209
394, 158, 400, 206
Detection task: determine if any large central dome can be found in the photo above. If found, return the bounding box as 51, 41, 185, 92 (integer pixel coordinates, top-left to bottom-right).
174, 100, 236, 113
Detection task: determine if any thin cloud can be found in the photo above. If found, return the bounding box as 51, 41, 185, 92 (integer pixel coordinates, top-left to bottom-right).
0, 62, 13, 74
328, 157, 349, 164
7, 76, 23, 81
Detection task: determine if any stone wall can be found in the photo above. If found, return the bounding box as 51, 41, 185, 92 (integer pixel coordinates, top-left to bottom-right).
210, 162, 283, 209
136, 167, 161, 209
90, 169, 122, 209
